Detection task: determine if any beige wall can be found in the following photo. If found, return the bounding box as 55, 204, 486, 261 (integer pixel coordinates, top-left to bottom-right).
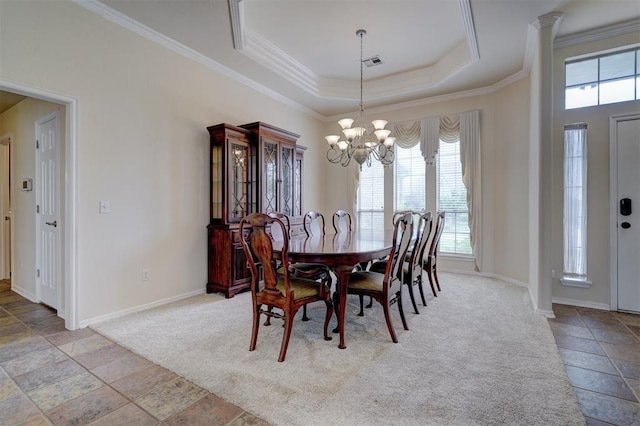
552, 32, 640, 308
0, 0, 326, 325
0, 98, 65, 303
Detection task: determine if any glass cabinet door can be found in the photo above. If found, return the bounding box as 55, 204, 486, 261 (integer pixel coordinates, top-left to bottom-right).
294, 149, 303, 217
280, 145, 295, 216
228, 142, 249, 221
211, 145, 223, 220
262, 141, 278, 214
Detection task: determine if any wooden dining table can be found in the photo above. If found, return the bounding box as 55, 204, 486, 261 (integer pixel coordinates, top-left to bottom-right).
286, 229, 395, 349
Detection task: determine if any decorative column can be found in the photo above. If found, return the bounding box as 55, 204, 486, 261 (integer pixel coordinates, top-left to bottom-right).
531, 12, 563, 316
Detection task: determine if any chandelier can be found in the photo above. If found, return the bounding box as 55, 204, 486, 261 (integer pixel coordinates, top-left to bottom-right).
326, 29, 395, 168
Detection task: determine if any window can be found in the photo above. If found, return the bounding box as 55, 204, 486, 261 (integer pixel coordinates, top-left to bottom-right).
357, 157, 384, 229
562, 124, 589, 286
394, 144, 425, 212
565, 47, 640, 109
437, 139, 472, 255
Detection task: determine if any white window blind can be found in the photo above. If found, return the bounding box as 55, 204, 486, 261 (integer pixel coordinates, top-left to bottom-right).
437, 139, 472, 255
357, 157, 384, 229
563, 123, 588, 284
394, 144, 425, 212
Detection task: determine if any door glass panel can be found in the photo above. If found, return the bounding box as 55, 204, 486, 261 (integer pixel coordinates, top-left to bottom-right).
263, 142, 278, 213
294, 155, 302, 217
211, 145, 222, 219
229, 143, 248, 221
281, 146, 294, 216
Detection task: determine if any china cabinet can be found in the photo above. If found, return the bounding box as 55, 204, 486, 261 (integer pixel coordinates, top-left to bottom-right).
206, 121, 304, 297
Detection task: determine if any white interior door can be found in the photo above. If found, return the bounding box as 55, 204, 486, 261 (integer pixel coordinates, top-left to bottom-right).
616, 117, 640, 313
0, 136, 10, 279
36, 112, 60, 309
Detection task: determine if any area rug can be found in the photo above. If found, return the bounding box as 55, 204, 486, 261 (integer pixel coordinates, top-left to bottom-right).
91, 273, 584, 425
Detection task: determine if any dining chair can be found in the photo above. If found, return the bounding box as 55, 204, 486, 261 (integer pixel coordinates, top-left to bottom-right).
424, 211, 446, 296
239, 213, 333, 362
269, 211, 331, 322
346, 211, 414, 343
402, 211, 433, 313
293, 210, 332, 321
364, 210, 419, 314
332, 210, 352, 233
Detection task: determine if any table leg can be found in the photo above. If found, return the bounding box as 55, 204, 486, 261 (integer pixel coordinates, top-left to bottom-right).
334, 265, 353, 349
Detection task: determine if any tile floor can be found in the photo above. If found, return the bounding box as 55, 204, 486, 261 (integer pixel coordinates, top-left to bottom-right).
0, 279, 269, 425
2, 277, 640, 425
549, 304, 640, 425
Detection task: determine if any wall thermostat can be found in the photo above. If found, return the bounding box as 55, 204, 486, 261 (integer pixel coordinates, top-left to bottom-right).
21, 178, 32, 191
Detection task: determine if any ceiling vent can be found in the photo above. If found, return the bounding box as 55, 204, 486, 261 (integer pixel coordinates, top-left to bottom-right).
362, 55, 383, 67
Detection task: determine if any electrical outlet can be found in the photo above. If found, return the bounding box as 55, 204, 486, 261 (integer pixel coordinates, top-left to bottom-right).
142, 269, 150, 281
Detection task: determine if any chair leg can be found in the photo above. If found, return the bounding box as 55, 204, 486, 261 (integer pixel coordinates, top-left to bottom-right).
426, 264, 438, 297
417, 275, 428, 307
397, 291, 409, 331
433, 267, 441, 291
264, 306, 273, 326
406, 280, 420, 314
250, 306, 261, 352
382, 302, 398, 343
358, 295, 365, 316
323, 301, 334, 341
366, 296, 374, 308
302, 305, 310, 321
278, 313, 295, 362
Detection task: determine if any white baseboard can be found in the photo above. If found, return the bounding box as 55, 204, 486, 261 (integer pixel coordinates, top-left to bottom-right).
11, 285, 36, 302
551, 297, 611, 311
80, 288, 206, 328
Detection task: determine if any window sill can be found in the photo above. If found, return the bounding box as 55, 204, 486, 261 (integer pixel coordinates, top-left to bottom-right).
439, 253, 475, 262
560, 277, 592, 288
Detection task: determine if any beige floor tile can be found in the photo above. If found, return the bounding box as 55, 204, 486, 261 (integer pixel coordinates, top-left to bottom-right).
134, 376, 208, 421
28, 372, 104, 411
45, 385, 128, 425
90, 352, 154, 384
87, 403, 158, 426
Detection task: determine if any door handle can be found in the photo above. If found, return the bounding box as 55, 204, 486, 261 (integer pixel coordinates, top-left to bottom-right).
45, 220, 57, 227
621, 222, 631, 229
4, 216, 9, 221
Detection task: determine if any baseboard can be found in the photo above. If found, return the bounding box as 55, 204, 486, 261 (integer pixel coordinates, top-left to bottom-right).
11, 285, 36, 303
552, 297, 611, 311
80, 288, 206, 328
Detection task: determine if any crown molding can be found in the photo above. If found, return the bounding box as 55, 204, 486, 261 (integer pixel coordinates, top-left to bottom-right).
72, 0, 323, 120
243, 28, 319, 95
228, 0, 244, 49
459, 0, 480, 61
554, 18, 640, 49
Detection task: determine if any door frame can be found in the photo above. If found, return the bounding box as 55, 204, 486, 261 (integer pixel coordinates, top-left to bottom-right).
609, 113, 640, 311
0, 79, 79, 330
0, 133, 12, 279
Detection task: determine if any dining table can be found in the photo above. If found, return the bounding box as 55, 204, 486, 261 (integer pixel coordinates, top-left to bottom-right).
286, 229, 395, 349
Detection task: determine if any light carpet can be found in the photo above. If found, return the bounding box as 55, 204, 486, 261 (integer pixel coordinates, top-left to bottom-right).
91, 273, 584, 426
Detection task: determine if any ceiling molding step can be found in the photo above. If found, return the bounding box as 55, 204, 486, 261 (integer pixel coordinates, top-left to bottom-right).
554, 18, 640, 49
228, 0, 244, 50
72, 0, 323, 120
458, 0, 480, 61
324, 69, 529, 122
321, 42, 472, 101
243, 28, 320, 95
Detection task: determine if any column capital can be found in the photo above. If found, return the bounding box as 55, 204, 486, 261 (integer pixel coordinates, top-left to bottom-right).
533, 12, 563, 31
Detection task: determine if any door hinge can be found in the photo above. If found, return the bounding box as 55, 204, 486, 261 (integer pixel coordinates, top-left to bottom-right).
36, 205, 40, 214
36, 269, 40, 278
36, 140, 39, 149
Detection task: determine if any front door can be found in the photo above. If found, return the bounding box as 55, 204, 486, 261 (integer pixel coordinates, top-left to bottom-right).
615, 116, 640, 313
36, 112, 60, 309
